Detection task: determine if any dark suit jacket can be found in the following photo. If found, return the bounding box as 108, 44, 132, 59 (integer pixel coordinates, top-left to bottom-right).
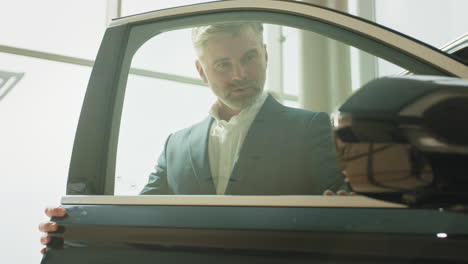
140, 95, 344, 195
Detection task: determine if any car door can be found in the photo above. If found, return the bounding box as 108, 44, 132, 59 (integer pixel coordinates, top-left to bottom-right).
41, 1, 468, 263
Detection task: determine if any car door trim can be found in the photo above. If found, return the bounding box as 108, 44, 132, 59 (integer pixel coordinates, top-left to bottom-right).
61, 195, 406, 208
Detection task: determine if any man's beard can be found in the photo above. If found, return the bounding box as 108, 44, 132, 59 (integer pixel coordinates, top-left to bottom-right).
220, 79, 264, 110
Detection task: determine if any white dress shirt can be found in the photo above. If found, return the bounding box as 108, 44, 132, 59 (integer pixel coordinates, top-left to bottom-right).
208, 92, 268, 194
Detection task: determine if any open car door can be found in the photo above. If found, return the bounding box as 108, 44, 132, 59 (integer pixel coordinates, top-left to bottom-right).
42, 1, 468, 263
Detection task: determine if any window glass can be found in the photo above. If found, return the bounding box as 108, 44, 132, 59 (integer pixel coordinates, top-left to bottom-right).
130, 28, 200, 79
116, 76, 215, 194
374, 0, 468, 76
115, 28, 216, 194
375, 0, 468, 48
282, 26, 300, 97
114, 20, 411, 196
283, 99, 300, 108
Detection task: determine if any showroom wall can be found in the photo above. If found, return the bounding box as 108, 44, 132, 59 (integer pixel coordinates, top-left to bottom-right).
0, 1, 467, 263
374, 0, 468, 75
0, 1, 106, 263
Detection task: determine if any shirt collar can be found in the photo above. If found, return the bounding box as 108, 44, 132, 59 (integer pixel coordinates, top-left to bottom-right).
209, 92, 268, 124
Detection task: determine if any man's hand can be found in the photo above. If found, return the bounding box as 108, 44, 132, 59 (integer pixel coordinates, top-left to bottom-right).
38, 207, 67, 254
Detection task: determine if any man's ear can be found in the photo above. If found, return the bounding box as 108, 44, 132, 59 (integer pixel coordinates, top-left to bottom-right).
195, 60, 208, 83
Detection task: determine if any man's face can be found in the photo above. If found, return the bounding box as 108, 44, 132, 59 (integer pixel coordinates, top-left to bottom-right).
195, 27, 268, 110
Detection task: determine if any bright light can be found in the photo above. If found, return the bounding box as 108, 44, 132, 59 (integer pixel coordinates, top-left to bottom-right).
437, 233, 447, 238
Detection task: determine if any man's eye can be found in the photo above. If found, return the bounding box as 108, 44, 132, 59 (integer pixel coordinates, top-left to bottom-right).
244, 52, 258, 64
215, 62, 231, 71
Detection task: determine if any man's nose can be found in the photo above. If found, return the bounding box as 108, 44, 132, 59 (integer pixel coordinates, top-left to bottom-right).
231, 63, 246, 80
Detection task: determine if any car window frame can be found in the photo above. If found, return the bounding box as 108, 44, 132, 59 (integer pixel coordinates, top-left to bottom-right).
67, 1, 468, 202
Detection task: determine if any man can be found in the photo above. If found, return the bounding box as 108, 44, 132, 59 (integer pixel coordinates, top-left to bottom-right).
39, 22, 347, 252
139, 22, 344, 195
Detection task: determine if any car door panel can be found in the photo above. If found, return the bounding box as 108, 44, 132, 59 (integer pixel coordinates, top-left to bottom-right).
42, 198, 468, 263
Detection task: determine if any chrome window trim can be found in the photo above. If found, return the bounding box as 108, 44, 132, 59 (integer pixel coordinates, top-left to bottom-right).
440, 33, 468, 55
62, 195, 406, 208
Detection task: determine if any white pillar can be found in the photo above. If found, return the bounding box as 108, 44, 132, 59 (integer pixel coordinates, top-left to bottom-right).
299, 0, 353, 113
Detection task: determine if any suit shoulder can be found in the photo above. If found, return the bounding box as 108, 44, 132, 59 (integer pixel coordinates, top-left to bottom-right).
169, 116, 211, 140
283, 106, 330, 121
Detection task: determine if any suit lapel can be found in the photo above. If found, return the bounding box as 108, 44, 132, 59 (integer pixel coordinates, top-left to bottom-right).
188, 116, 216, 194
227, 95, 287, 189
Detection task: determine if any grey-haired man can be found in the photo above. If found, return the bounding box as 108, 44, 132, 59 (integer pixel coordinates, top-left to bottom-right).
140, 23, 344, 195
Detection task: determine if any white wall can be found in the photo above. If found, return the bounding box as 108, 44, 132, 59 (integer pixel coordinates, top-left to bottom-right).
375, 0, 468, 48
0, 1, 106, 263
375, 0, 468, 76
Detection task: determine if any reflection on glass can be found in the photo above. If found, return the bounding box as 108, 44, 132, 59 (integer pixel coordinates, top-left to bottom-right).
335, 141, 433, 192
115, 23, 405, 196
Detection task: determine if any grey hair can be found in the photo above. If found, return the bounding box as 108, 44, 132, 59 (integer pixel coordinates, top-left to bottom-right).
191, 22, 264, 58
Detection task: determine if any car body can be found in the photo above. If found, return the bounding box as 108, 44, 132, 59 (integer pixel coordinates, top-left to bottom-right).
399, 33, 468, 75
41, 1, 468, 263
